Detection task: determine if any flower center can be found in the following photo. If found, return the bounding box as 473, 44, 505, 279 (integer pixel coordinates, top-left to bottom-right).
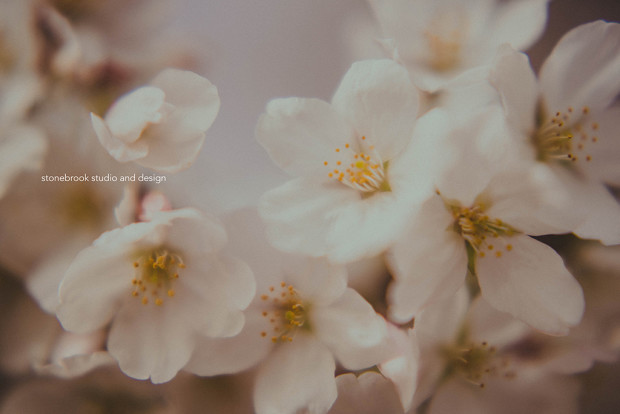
442, 339, 514, 389
533, 105, 598, 164
423, 12, 467, 72
324, 136, 391, 193
259, 282, 309, 343
445, 198, 518, 257
130, 249, 184, 306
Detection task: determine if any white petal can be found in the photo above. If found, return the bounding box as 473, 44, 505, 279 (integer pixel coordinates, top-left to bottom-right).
313, 289, 388, 370
466, 297, 530, 348
283, 258, 348, 307
258, 176, 359, 259
487, 0, 549, 52
379, 326, 420, 412
162, 208, 228, 256
135, 126, 205, 173
105, 86, 166, 142
186, 311, 272, 376
107, 299, 194, 383
91, 113, 149, 162
256, 97, 355, 177
57, 245, 130, 333
578, 107, 620, 186
387, 196, 468, 323
330, 372, 404, 414
488, 45, 539, 135
477, 234, 584, 335
331, 59, 419, 161
254, 334, 337, 414
150, 68, 220, 133
539, 21, 620, 116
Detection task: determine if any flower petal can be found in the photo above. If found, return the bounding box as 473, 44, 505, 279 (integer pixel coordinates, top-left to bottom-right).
387, 196, 468, 323
330, 372, 404, 414
313, 288, 389, 370
487, 0, 549, 53
578, 107, 620, 186
539, 20, 620, 116
477, 234, 584, 335
91, 113, 149, 162
256, 97, 355, 177
331, 59, 419, 160
253, 334, 337, 414
105, 86, 166, 143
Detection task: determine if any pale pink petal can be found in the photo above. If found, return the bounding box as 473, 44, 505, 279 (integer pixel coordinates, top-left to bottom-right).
331, 59, 419, 161
467, 297, 530, 348
329, 372, 404, 414
134, 124, 205, 173
488, 45, 539, 135
387, 196, 468, 323
283, 258, 348, 307
477, 234, 584, 335
539, 21, 620, 116
313, 289, 388, 370
254, 334, 337, 414
161, 208, 228, 255
256, 98, 355, 177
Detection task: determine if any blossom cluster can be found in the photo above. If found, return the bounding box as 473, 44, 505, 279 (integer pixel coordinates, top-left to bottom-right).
0, 0, 619, 413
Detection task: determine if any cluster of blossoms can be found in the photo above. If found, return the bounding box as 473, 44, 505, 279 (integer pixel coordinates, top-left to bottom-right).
0, 0, 619, 413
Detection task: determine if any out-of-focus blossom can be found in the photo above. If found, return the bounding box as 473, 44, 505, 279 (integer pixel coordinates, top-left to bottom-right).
387, 107, 584, 335
257, 59, 448, 263
0, 124, 47, 199
409, 290, 581, 414
328, 372, 404, 414
486, 21, 620, 244
366, 0, 549, 92
57, 208, 255, 383
91, 68, 220, 173
186, 209, 391, 414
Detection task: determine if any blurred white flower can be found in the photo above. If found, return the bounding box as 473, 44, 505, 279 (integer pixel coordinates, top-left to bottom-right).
91, 68, 220, 173
257, 59, 447, 263
387, 108, 584, 335
366, 0, 549, 92
186, 209, 391, 414
412, 292, 582, 414
487, 21, 620, 245
56, 208, 255, 383
328, 372, 404, 414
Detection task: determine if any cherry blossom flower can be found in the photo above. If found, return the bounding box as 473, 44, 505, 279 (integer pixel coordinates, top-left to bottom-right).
486, 21, 620, 244
91, 68, 220, 173
56, 208, 255, 383
186, 209, 390, 414
387, 107, 585, 335
410, 292, 582, 414
366, 0, 549, 92
257, 59, 448, 263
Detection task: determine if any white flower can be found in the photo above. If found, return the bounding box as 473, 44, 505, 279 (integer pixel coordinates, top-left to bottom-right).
91, 68, 220, 173
56, 208, 255, 383
412, 291, 582, 414
488, 21, 620, 244
366, 0, 549, 92
257, 59, 446, 263
186, 209, 390, 414
387, 107, 585, 335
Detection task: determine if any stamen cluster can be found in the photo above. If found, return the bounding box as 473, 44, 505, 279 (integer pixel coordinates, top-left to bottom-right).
131, 248, 184, 306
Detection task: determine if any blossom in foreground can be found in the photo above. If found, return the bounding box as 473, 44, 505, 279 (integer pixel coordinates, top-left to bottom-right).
366, 0, 549, 92
257, 59, 447, 263
186, 209, 390, 414
91, 68, 220, 173
487, 21, 620, 245
387, 107, 584, 335
56, 208, 255, 383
